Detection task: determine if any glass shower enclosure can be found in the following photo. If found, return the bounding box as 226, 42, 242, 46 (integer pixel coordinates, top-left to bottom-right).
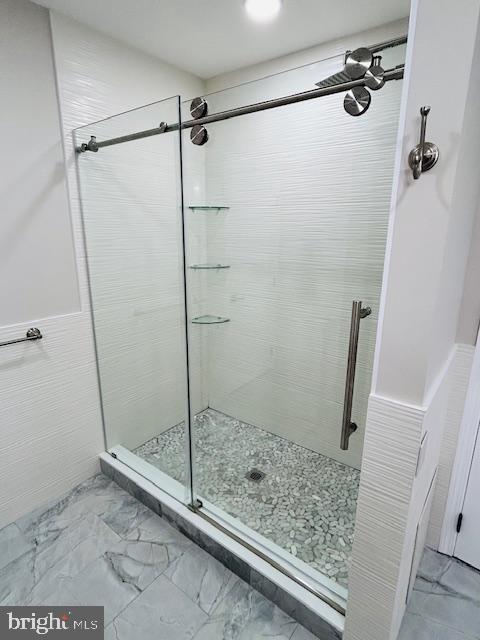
74, 42, 405, 611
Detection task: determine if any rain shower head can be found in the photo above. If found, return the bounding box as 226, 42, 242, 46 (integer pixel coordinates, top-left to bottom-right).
315, 47, 387, 117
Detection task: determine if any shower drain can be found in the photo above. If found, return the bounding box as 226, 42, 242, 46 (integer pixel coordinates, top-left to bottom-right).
246, 468, 265, 482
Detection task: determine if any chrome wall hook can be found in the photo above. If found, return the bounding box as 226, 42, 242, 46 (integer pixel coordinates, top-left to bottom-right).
408, 106, 439, 179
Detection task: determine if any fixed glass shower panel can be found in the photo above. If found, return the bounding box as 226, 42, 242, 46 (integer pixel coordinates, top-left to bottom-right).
178, 46, 405, 595
74, 96, 192, 502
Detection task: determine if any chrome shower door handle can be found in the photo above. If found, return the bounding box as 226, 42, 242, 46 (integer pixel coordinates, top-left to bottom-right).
340, 301, 371, 450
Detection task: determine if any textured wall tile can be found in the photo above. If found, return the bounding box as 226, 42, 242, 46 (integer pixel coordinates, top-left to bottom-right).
0, 313, 105, 528
346, 348, 462, 640
345, 395, 423, 640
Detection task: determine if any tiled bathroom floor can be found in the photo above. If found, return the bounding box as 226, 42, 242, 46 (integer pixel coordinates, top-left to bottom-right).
1, 474, 477, 640
0, 474, 318, 640
399, 548, 480, 640
135, 408, 360, 587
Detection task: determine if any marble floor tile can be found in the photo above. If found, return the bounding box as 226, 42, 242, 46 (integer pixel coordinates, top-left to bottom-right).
100, 492, 153, 539
401, 549, 480, 640
406, 588, 428, 615
16, 475, 151, 551
111, 575, 208, 640
193, 576, 298, 640
165, 544, 238, 614
101, 512, 193, 591
38, 583, 81, 607
0, 550, 35, 606
104, 624, 117, 640
125, 512, 192, 545
30, 513, 121, 603
439, 560, 480, 602
0, 523, 33, 571
16, 474, 115, 549
417, 548, 452, 583
0, 477, 192, 612
398, 612, 467, 640
63, 556, 140, 626
1, 512, 122, 607
104, 533, 190, 592
291, 625, 321, 640
420, 592, 480, 637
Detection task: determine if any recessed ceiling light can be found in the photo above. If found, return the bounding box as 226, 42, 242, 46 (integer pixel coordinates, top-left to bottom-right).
244, 0, 283, 22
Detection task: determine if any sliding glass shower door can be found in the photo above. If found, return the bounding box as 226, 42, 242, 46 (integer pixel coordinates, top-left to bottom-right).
181, 47, 404, 595
74, 96, 193, 503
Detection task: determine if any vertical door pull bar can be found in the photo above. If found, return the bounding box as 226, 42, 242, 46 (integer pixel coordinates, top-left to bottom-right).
340, 301, 371, 450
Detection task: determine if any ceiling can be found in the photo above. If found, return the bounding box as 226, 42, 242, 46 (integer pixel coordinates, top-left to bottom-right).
34, 0, 410, 79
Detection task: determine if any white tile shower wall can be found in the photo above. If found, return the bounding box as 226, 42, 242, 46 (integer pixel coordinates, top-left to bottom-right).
0, 0, 104, 527
199, 30, 405, 469
49, 12, 207, 451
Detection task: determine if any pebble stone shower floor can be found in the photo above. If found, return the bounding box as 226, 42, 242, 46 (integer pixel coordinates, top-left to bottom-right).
135, 409, 360, 588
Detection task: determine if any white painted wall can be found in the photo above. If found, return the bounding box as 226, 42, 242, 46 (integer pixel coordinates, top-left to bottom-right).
427, 344, 474, 548
0, 0, 79, 326
49, 11, 206, 452
372, 8, 480, 408
183, 21, 406, 469
456, 202, 480, 346
0, 0, 104, 528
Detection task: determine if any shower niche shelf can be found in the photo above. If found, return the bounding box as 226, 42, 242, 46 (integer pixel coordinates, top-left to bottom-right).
191, 315, 230, 325
189, 264, 230, 270
188, 206, 230, 212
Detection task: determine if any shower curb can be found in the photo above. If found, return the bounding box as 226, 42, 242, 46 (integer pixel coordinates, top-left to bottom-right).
100, 456, 343, 639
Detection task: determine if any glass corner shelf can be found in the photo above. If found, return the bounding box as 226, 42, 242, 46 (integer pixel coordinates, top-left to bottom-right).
189, 264, 231, 270
188, 205, 230, 212
191, 315, 230, 325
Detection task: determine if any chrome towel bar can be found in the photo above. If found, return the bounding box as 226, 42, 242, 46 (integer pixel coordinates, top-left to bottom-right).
0, 328, 42, 348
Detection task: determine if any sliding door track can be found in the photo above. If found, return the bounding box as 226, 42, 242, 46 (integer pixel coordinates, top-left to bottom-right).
188, 500, 346, 616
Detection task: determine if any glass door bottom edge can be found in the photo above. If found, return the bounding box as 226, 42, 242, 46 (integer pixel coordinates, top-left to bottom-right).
197, 497, 347, 609
107, 445, 347, 614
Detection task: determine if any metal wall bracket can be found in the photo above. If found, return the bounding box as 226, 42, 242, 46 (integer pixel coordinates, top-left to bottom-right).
341, 48, 386, 116
189, 98, 209, 145
190, 97, 208, 119
190, 124, 209, 146
78, 136, 99, 153
408, 106, 439, 179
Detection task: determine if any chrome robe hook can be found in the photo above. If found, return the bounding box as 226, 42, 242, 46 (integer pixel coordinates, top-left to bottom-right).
408, 106, 439, 179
